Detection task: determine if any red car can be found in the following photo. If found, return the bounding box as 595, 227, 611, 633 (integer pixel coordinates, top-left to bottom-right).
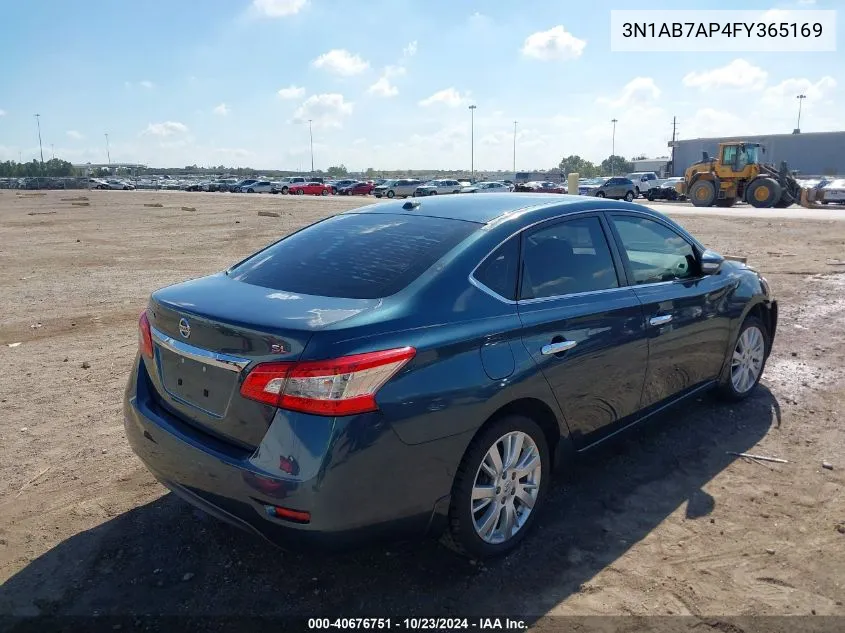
289, 182, 333, 196
340, 181, 375, 196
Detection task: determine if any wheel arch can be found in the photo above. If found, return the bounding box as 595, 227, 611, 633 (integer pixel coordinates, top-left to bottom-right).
719, 297, 777, 383
467, 397, 573, 474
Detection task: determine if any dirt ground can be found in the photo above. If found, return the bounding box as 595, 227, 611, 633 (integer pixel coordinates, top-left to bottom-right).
0, 190, 843, 625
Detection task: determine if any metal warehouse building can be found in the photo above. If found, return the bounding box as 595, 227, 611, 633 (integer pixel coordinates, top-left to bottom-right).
670, 131, 845, 178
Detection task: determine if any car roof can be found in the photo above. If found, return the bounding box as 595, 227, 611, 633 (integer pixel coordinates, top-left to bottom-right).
345, 192, 666, 225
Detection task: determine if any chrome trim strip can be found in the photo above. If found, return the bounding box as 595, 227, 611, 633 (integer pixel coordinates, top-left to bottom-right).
518, 285, 632, 305
151, 326, 250, 372
649, 314, 673, 326
468, 275, 518, 305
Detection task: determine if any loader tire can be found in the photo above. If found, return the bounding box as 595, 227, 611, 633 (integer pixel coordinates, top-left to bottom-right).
689, 180, 716, 207
774, 191, 795, 208
746, 178, 781, 208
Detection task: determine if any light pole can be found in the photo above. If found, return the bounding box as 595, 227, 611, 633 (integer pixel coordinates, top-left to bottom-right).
795, 94, 806, 132
34, 114, 44, 170
468, 105, 477, 180
513, 120, 517, 175
105, 133, 111, 167
610, 118, 618, 175
308, 119, 314, 174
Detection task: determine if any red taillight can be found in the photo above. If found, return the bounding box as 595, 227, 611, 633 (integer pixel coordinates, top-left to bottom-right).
239, 362, 293, 407
239, 347, 415, 416
138, 310, 153, 359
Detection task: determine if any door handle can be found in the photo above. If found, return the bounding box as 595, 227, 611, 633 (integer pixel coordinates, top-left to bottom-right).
649, 314, 673, 326
541, 340, 577, 355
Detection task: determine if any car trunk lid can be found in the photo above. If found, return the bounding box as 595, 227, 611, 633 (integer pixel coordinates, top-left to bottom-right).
145, 273, 379, 448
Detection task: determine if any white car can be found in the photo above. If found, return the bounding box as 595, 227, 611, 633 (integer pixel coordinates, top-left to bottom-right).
626, 172, 660, 197
241, 181, 274, 193
414, 179, 463, 196
821, 178, 845, 204
461, 181, 512, 194
105, 179, 135, 190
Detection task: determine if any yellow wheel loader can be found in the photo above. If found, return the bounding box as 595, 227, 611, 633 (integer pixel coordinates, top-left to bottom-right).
676, 141, 816, 209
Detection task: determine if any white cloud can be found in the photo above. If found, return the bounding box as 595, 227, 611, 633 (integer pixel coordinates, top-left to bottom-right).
683, 59, 768, 91
66, 130, 84, 140
403, 41, 418, 57
368, 77, 398, 98
278, 85, 306, 100
762, 76, 837, 106
252, 0, 307, 17
521, 25, 586, 61
213, 103, 230, 116
0, 109, 6, 116
685, 108, 747, 138
384, 65, 406, 78
597, 77, 661, 108
419, 88, 470, 107
139, 80, 154, 89
292, 93, 353, 128
213, 147, 251, 158
142, 121, 188, 137
312, 49, 369, 76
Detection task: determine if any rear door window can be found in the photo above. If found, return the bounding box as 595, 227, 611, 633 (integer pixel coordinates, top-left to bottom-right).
520, 217, 620, 300
229, 214, 477, 299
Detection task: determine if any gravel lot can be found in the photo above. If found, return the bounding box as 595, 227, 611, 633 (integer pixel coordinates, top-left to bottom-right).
0, 190, 843, 624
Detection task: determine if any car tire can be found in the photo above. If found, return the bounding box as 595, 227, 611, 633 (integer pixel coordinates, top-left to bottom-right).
717, 315, 769, 402
647, 192, 655, 201
429, 191, 437, 196
387, 190, 395, 198
595, 191, 605, 198
441, 415, 550, 559
321, 189, 329, 196
624, 191, 635, 202
297, 189, 305, 195
635, 186, 640, 197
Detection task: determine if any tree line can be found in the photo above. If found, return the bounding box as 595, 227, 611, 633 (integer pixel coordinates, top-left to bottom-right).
0, 159, 77, 178
557, 155, 636, 178
1, 154, 645, 180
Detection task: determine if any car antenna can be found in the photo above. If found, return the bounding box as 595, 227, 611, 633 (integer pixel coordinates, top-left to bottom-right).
402, 200, 421, 210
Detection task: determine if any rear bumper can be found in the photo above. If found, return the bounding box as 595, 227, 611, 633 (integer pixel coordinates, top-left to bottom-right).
123, 359, 456, 550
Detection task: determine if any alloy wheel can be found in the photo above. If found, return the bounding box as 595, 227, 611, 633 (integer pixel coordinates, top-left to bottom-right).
471, 431, 541, 545
731, 326, 765, 393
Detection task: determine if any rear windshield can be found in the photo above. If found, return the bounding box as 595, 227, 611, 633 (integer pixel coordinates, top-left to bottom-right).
228, 213, 477, 299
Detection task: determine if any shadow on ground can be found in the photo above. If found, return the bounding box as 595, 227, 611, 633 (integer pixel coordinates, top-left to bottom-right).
0, 388, 780, 625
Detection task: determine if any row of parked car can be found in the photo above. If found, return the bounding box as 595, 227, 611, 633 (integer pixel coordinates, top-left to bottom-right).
76, 172, 845, 206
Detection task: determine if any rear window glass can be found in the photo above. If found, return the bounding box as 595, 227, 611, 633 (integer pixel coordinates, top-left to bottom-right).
229, 213, 477, 299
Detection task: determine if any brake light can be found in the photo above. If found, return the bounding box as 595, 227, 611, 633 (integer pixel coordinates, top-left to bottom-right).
239, 347, 415, 416
138, 310, 153, 359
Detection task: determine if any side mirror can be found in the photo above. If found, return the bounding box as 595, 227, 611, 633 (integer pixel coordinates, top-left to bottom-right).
700, 249, 724, 275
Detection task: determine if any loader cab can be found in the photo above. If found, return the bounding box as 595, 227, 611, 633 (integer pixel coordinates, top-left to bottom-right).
717, 142, 762, 178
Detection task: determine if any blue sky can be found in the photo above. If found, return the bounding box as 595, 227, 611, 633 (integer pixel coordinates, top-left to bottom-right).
0, 0, 841, 170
